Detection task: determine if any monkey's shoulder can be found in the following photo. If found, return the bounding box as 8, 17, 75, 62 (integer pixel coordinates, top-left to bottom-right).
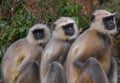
8, 38, 26, 49
4, 38, 26, 56
96, 31, 112, 46
71, 30, 96, 48
74, 30, 112, 46
5, 38, 42, 58
2, 38, 26, 63
69, 30, 112, 57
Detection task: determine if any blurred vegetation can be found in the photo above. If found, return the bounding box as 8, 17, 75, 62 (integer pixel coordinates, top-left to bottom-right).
0, 0, 38, 58
0, 0, 89, 60
0, 0, 89, 79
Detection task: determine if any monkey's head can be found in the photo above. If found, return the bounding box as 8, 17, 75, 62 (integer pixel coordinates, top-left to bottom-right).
52, 17, 78, 41
90, 9, 117, 34
27, 24, 51, 45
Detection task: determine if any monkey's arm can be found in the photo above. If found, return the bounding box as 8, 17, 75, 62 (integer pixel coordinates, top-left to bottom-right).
73, 58, 84, 70
46, 46, 64, 64
42, 46, 67, 83
18, 56, 32, 73
46, 61, 67, 83
72, 39, 96, 70
17, 60, 40, 83
81, 57, 108, 83
72, 52, 87, 70
107, 57, 117, 83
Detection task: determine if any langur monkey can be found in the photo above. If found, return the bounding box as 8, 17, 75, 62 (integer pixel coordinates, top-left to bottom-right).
2, 24, 51, 83
40, 17, 79, 83
66, 9, 118, 83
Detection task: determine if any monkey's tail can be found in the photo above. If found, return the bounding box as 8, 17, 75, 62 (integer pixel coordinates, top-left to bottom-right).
46, 61, 67, 83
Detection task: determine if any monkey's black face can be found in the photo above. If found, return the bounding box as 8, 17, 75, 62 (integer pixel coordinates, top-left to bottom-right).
103, 15, 115, 30
32, 29, 45, 40
62, 23, 74, 36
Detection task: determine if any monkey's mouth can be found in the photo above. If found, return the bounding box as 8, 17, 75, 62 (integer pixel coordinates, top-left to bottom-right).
34, 33, 45, 40
66, 30, 74, 36
32, 29, 45, 40
106, 24, 115, 30
64, 27, 75, 36
62, 23, 75, 36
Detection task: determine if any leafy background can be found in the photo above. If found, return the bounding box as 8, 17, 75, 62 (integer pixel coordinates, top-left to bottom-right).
0, 0, 120, 82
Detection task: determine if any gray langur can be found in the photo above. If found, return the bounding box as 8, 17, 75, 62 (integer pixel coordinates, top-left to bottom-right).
2, 23, 51, 83
40, 17, 79, 83
66, 9, 117, 83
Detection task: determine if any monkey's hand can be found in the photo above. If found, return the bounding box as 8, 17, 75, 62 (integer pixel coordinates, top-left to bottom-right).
18, 56, 32, 73
73, 59, 84, 71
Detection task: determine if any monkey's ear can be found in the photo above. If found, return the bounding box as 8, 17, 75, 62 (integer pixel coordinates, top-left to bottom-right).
52, 23, 56, 30
90, 15, 95, 22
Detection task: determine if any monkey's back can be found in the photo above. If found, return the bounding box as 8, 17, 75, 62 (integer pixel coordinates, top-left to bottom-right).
40, 37, 70, 83
66, 29, 111, 83
2, 38, 26, 82
2, 38, 42, 82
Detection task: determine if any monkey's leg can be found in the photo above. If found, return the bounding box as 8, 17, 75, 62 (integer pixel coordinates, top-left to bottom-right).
17, 56, 32, 72
107, 57, 117, 83
74, 57, 108, 83
17, 60, 40, 83
46, 61, 67, 83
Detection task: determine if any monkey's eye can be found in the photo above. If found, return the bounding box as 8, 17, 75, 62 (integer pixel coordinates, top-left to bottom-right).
103, 15, 115, 30
32, 29, 45, 40
62, 23, 74, 36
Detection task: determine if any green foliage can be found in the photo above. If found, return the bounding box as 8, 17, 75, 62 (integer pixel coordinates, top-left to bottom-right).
0, 0, 89, 79
54, 0, 89, 30
0, 1, 37, 59
0, 0, 89, 59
